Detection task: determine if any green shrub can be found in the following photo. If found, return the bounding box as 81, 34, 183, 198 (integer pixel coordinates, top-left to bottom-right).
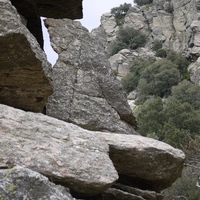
136, 92, 200, 149
155, 48, 167, 58
137, 59, 180, 97
166, 50, 190, 75
110, 27, 147, 55
121, 72, 137, 94
111, 3, 131, 25
152, 40, 163, 51
121, 58, 155, 93
170, 80, 200, 110
110, 41, 127, 56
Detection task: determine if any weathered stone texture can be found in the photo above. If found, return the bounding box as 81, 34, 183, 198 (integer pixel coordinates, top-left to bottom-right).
189, 57, 200, 85
0, 166, 76, 200
0, 104, 118, 195
99, 133, 185, 192
0, 0, 53, 112
45, 18, 137, 134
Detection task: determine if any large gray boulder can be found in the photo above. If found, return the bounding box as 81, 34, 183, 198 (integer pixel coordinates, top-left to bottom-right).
45, 18, 137, 134
0, 166, 77, 200
99, 133, 185, 192
0, 0, 53, 112
0, 104, 185, 194
0, 104, 118, 195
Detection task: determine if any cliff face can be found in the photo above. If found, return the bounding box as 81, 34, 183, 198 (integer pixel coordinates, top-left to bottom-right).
92, 0, 200, 85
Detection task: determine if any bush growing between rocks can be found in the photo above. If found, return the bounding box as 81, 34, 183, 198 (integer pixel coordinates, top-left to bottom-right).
110, 27, 147, 55
121, 58, 155, 93
137, 59, 180, 97
152, 40, 163, 51
111, 3, 132, 25
155, 48, 167, 58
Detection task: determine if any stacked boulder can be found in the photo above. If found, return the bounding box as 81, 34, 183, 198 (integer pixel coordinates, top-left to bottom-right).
0, 0, 187, 199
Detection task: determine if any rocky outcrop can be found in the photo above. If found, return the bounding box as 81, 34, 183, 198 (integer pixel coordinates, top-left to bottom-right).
125, 0, 199, 56
99, 133, 185, 192
0, 0, 53, 112
0, 166, 76, 200
10, 0, 83, 48
189, 57, 200, 85
0, 104, 185, 198
45, 18, 137, 134
0, 104, 118, 196
10, 0, 44, 48
97, 184, 188, 200
91, 0, 200, 84
109, 48, 155, 79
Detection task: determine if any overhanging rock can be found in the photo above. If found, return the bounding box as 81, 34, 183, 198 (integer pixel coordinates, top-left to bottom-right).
35, 0, 83, 19
0, 0, 53, 112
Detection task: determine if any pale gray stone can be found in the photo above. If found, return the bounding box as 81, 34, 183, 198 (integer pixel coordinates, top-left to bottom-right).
0, 166, 76, 200
0, 104, 118, 195
99, 133, 185, 192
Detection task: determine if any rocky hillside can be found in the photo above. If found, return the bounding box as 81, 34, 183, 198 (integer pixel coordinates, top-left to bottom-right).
0, 0, 192, 199
92, 0, 200, 85
92, 1, 200, 198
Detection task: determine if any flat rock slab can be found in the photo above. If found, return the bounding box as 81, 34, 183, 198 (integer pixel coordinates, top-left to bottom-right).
0, 166, 76, 200
0, 0, 53, 112
0, 104, 118, 195
99, 133, 185, 191
35, 0, 83, 19
45, 18, 137, 134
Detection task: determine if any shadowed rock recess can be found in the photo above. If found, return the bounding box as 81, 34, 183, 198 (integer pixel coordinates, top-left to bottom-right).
0, 0, 53, 112
0, 0, 188, 199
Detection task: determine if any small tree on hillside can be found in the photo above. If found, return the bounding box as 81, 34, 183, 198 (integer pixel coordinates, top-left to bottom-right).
111, 3, 132, 25
110, 27, 147, 56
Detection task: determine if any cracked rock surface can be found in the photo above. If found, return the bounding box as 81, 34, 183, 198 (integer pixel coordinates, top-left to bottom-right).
0, 0, 53, 112
45, 18, 137, 134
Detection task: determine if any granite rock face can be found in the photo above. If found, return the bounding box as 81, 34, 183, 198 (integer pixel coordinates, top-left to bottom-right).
0, 0, 53, 112
0, 104, 118, 196
45, 18, 137, 134
0, 166, 76, 200
92, 0, 200, 84
99, 133, 185, 192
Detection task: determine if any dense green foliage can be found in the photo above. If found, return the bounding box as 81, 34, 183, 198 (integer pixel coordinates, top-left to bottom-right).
137, 60, 180, 97
152, 40, 163, 51
121, 58, 155, 93
135, 80, 200, 149
110, 27, 147, 56
111, 3, 131, 25
122, 58, 181, 98
134, 0, 153, 6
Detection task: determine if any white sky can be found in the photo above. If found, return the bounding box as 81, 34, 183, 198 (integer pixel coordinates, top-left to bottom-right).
43, 0, 134, 65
